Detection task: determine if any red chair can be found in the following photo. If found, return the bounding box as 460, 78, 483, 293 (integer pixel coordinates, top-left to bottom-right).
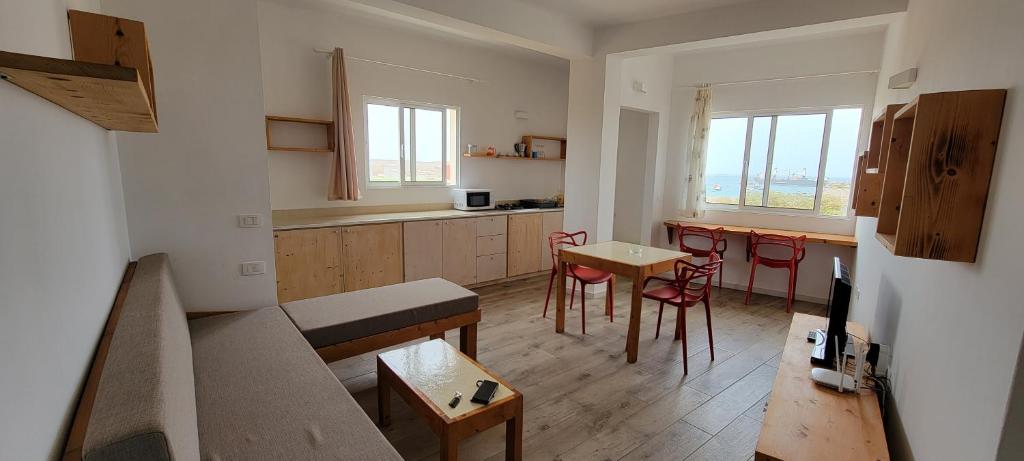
542, 231, 615, 334
744, 231, 806, 313
642, 253, 722, 374
676, 226, 727, 289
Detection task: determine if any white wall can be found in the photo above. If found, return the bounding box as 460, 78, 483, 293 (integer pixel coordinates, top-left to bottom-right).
100, 0, 278, 310
0, 0, 131, 458
662, 30, 883, 302
258, 0, 569, 210
851, 1, 1024, 459
613, 108, 650, 243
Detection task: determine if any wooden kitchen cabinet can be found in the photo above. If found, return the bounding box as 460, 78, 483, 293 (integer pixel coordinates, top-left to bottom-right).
507, 213, 543, 276
403, 220, 443, 282
274, 228, 343, 303
477, 253, 508, 283
539, 211, 563, 270
442, 218, 478, 285
341, 223, 403, 291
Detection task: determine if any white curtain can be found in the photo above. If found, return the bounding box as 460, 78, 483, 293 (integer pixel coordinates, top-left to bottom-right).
681, 84, 713, 218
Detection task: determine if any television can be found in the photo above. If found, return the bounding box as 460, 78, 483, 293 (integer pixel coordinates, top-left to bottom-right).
810, 257, 852, 365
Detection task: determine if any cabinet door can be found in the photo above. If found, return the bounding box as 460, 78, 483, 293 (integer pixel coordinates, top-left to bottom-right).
342, 223, 403, 291
477, 215, 507, 236
274, 228, 343, 303
507, 213, 543, 276
404, 220, 443, 282
477, 234, 507, 256
442, 218, 478, 285
540, 211, 564, 272
477, 254, 507, 283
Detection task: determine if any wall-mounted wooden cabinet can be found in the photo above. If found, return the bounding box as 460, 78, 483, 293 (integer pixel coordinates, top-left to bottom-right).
856, 104, 904, 217
874, 89, 1006, 262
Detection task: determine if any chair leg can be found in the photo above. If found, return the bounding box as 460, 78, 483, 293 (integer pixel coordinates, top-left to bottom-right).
606, 277, 615, 322
718, 261, 724, 290
703, 297, 715, 362
786, 264, 796, 313
569, 279, 577, 310
679, 306, 689, 375
744, 258, 759, 305
542, 269, 556, 318
655, 301, 664, 339
580, 283, 587, 335
674, 308, 682, 341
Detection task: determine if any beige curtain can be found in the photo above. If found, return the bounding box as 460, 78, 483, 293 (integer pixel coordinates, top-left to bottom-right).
328, 47, 360, 201
681, 84, 712, 218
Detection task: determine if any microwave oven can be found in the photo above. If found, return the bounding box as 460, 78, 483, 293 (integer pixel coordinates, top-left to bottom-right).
453, 189, 495, 210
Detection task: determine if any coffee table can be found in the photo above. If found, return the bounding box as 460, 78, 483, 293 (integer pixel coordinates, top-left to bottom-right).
377, 339, 523, 460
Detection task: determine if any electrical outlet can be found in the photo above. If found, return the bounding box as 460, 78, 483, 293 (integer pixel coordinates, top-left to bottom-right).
240, 261, 266, 276
875, 344, 891, 377
238, 214, 263, 228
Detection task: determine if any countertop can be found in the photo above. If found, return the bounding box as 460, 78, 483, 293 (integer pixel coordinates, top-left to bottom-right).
273, 207, 564, 231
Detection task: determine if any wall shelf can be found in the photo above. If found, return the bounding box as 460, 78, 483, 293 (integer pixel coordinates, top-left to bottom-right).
463, 152, 563, 161
0, 50, 157, 132
265, 115, 334, 153
522, 135, 567, 160
873, 89, 1006, 262
856, 104, 903, 217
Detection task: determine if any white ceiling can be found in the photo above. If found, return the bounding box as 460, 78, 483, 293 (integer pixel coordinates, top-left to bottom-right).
519, 0, 762, 27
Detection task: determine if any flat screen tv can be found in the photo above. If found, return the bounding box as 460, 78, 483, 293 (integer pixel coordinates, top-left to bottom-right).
810, 257, 852, 365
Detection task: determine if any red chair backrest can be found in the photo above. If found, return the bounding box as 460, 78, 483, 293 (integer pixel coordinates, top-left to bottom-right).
677, 226, 726, 257
675, 252, 722, 300
548, 230, 587, 269
749, 231, 806, 261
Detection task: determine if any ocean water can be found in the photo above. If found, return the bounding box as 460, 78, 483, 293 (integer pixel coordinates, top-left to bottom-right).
705, 174, 848, 199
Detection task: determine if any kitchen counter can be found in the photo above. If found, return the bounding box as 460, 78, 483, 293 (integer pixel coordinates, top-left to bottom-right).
273, 207, 564, 231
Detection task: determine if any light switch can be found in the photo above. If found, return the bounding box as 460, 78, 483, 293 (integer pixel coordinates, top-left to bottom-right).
238, 214, 263, 228
241, 261, 266, 276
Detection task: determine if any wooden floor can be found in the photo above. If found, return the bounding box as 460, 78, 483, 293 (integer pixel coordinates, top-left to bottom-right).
330, 275, 826, 461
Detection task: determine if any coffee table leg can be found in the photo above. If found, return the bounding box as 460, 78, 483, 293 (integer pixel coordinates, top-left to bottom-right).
376, 359, 391, 427
440, 431, 458, 461
505, 397, 523, 461
460, 322, 478, 359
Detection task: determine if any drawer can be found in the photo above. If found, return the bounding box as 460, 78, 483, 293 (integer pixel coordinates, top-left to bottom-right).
476, 254, 507, 283
477, 234, 507, 256
476, 215, 507, 237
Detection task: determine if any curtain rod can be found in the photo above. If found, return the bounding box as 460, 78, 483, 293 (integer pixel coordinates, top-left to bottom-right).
675, 69, 879, 89
313, 48, 483, 83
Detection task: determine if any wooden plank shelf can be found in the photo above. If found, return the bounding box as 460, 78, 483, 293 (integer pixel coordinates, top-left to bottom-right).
265, 115, 334, 153
873, 89, 1007, 262
463, 153, 563, 161
0, 50, 157, 132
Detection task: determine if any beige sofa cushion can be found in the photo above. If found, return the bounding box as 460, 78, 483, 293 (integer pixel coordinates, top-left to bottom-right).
282, 278, 478, 348
83, 253, 200, 461
189, 307, 401, 461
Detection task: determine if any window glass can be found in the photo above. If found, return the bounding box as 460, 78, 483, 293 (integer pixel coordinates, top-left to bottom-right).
366, 103, 400, 182
766, 114, 826, 210
744, 117, 772, 207
704, 117, 748, 205
414, 108, 444, 182
822, 108, 863, 216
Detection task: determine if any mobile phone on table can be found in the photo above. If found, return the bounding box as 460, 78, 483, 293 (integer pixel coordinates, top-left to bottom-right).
471, 379, 499, 405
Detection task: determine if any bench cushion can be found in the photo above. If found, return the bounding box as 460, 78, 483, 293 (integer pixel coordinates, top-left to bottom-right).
189, 307, 401, 461
282, 278, 479, 348
83, 253, 200, 461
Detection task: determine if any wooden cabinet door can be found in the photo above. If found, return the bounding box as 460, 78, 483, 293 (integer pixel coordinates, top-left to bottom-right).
403, 220, 443, 282
540, 211, 564, 271
342, 223, 403, 291
274, 228, 343, 303
476, 234, 507, 256
476, 254, 507, 283
477, 215, 507, 236
442, 218, 478, 285
507, 213, 543, 276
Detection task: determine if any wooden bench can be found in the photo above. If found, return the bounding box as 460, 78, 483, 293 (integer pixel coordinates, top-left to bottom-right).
281, 278, 481, 363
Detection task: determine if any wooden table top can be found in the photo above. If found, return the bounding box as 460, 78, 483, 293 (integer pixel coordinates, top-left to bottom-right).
664, 220, 858, 247
755, 313, 888, 461
560, 241, 689, 268
377, 339, 518, 421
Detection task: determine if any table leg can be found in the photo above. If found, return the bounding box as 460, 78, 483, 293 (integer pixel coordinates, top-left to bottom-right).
626, 269, 645, 363
605, 275, 615, 318
460, 323, 478, 359
376, 359, 391, 427
440, 431, 459, 461
506, 397, 524, 461
555, 259, 567, 333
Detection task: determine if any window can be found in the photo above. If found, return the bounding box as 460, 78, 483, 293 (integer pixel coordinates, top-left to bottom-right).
703, 107, 863, 217
365, 98, 459, 186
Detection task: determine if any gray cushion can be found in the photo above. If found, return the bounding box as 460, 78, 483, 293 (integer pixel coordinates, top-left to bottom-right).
281, 278, 479, 348
83, 253, 200, 461
189, 307, 401, 461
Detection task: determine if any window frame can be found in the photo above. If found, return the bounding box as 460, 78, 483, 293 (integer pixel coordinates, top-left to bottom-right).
363, 96, 460, 189
703, 105, 863, 219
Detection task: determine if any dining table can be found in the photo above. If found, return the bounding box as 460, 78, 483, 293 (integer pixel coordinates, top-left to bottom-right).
555, 241, 691, 363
